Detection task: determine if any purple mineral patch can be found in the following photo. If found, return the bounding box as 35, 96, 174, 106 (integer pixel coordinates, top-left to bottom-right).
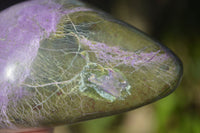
0, 0, 91, 128
0, 0, 63, 127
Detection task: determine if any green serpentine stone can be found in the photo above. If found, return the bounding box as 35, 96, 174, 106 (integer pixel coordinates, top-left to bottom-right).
0, 0, 183, 129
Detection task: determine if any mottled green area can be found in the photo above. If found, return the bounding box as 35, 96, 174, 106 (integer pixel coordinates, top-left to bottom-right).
79, 63, 131, 101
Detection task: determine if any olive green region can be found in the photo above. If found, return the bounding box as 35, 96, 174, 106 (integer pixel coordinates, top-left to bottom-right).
7, 10, 181, 128
66, 11, 182, 100
69, 11, 160, 53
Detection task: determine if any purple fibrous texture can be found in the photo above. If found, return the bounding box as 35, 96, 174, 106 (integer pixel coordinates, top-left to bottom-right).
0, 0, 66, 128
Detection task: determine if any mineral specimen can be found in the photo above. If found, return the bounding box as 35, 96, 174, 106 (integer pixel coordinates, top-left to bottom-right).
0, 0, 183, 129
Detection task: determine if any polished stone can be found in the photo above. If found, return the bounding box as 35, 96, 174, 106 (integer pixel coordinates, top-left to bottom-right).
0, 0, 183, 129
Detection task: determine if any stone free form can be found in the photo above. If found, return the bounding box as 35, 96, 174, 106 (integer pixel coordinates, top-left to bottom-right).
0, 0, 183, 129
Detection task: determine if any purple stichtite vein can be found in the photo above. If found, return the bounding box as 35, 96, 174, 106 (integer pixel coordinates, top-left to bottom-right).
80, 37, 168, 68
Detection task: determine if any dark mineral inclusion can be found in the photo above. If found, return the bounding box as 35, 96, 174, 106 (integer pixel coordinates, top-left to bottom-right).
0, 0, 183, 129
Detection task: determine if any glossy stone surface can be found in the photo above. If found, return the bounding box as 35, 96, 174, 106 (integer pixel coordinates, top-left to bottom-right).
0, 0, 183, 129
